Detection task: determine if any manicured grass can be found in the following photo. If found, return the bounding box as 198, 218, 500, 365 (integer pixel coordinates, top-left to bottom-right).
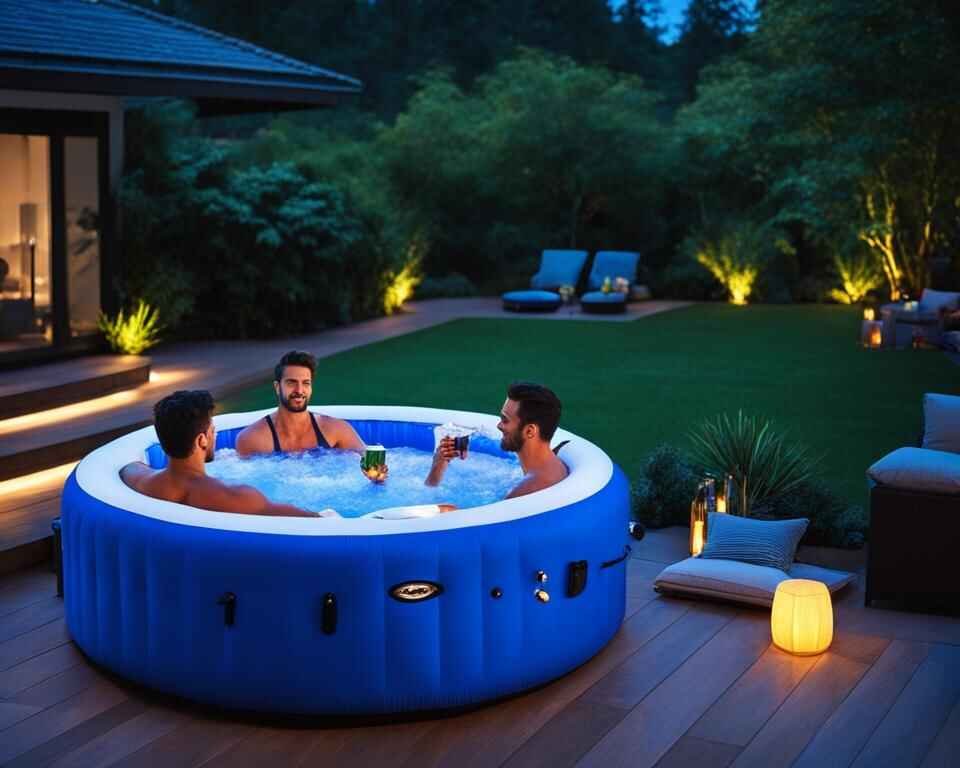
220, 304, 960, 508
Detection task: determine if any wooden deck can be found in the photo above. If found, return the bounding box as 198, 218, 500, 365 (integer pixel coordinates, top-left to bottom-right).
1, 529, 958, 768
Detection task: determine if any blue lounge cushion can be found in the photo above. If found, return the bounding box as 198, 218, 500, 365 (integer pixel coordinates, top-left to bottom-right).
530, 250, 589, 291
502, 290, 562, 311
587, 251, 640, 292
581, 291, 626, 304
922, 393, 960, 454
700, 513, 808, 572
867, 446, 960, 496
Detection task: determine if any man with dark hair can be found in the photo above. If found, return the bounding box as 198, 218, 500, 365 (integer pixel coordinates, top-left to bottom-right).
234, 350, 384, 480
120, 390, 336, 517
425, 382, 568, 499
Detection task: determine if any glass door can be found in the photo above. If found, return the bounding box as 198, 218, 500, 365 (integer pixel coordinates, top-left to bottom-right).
0, 133, 53, 353
64, 137, 101, 337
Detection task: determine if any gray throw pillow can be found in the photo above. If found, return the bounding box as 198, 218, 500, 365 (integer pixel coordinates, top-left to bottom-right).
922, 393, 960, 454
700, 513, 808, 572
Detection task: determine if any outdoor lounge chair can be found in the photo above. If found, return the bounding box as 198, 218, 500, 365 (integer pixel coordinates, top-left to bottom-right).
866, 392, 960, 611
502, 249, 588, 312
580, 251, 640, 314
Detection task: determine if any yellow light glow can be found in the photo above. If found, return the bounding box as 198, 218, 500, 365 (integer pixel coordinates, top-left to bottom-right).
869, 326, 882, 347
0, 461, 76, 497
771, 579, 833, 656
716, 497, 726, 513
690, 520, 704, 556
863, 308, 875, 321
0, 390, 140, 436
148, 368, 193, 387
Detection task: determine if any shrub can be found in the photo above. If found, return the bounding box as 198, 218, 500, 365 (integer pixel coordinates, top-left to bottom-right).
414, 273, 479, 299
829, 250, 884, 304
98, 300, 163, 355
688, 411, 817, 516
756, 480, 867, 549
690, 221, 770, 305
631, 444, 700, 528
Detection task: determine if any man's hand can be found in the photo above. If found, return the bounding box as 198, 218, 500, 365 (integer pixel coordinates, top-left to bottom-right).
438, 503, 457, 513
425, 437, 464, 486
361, 463, 389, 484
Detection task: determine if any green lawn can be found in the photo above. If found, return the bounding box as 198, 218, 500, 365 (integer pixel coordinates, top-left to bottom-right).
219, 304, 960, 508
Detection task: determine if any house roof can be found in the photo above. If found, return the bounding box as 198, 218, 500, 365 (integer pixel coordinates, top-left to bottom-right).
0, 0, 362, 114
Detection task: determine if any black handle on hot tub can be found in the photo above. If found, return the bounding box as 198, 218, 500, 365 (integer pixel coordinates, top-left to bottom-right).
217, 592, 237, 626
321, 593, 337, 635
601, 545, 631, 569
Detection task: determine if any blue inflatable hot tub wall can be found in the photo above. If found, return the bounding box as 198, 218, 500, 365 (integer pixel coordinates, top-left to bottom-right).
61, 413, 630, 715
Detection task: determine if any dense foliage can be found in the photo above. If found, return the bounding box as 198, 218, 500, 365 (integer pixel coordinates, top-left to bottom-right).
117, 0, 959, 338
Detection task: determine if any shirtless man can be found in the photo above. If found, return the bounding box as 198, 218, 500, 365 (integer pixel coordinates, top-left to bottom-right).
425, 382, 568, 499
234, 350, 385, 481
121, 390, 336, 517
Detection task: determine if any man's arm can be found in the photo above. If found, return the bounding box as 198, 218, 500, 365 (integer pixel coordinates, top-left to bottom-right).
425, 437, 460, 486
327, 417, 365, 452
202, 481, 321, 517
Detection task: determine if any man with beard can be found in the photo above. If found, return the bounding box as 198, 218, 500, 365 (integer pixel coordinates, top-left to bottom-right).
425, 382, 568, 499
121, 390, 334, 517
234, 350, 384, 481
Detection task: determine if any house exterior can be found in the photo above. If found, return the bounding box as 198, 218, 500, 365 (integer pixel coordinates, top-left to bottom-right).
0, 0, 360, 366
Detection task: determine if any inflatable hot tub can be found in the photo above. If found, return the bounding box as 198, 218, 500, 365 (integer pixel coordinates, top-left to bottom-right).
60, 406, 630, 715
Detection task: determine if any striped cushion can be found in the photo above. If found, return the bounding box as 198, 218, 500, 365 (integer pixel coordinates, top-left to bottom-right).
700, 513, 808, 572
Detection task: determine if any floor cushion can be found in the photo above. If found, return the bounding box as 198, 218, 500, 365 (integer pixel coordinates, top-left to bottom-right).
502, 290, 562, 312
581, 291, 626, 314
654, 557, 856, 607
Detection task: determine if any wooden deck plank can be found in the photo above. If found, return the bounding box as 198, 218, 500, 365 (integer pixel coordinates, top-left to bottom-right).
0, 643, 84, 699
792, 639, 931, 768
109, 718, 256, 768
577, 611, 771, 768
0, 567, 55, 618
849, 644, 960, 768
0, 679, 129, 765
688, 645, 817, 747
4, 699, 147, 768
728, 652, 869, 768
0, 597, 64, 644
201, 726, 355, 768
14, 662, 108, 710
920, 694, 960, 768
0, 618, 69, 672
389, 597, 694, 768
654, 735, 742, 768
0, 700, 42, 731
580, 604, 734, 710
46, 707, 190, 768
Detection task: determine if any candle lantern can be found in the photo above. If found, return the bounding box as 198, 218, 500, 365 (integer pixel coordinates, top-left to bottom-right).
861, 319, 883, 348
770, 579, 833, 655
863, 307, 875, 321
717, 473, 736, 515
689, 484, 708, 556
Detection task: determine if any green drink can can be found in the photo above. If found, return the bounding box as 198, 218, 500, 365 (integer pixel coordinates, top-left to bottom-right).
361, 444, 386, 472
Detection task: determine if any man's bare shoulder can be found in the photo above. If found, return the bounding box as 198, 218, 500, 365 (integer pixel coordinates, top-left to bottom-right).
235, 417, 271, 456
319, 414, 364, 451
505, 458, 568, 499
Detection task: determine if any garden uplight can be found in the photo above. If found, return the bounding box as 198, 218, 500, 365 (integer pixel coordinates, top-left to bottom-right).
771, 579, 833, 656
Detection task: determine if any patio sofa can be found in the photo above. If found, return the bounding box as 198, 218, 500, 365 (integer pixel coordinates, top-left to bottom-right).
865, 392, 960, 610
879, 289, 960, 348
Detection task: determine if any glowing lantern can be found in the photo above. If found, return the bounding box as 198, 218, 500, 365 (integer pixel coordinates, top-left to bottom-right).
863, 307, 875, 321
689, 485, 708, 556
770, 579, 833, 655
861, 318, 883, 348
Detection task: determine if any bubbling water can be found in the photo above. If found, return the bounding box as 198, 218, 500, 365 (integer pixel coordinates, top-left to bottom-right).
206, 445, 523, 518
